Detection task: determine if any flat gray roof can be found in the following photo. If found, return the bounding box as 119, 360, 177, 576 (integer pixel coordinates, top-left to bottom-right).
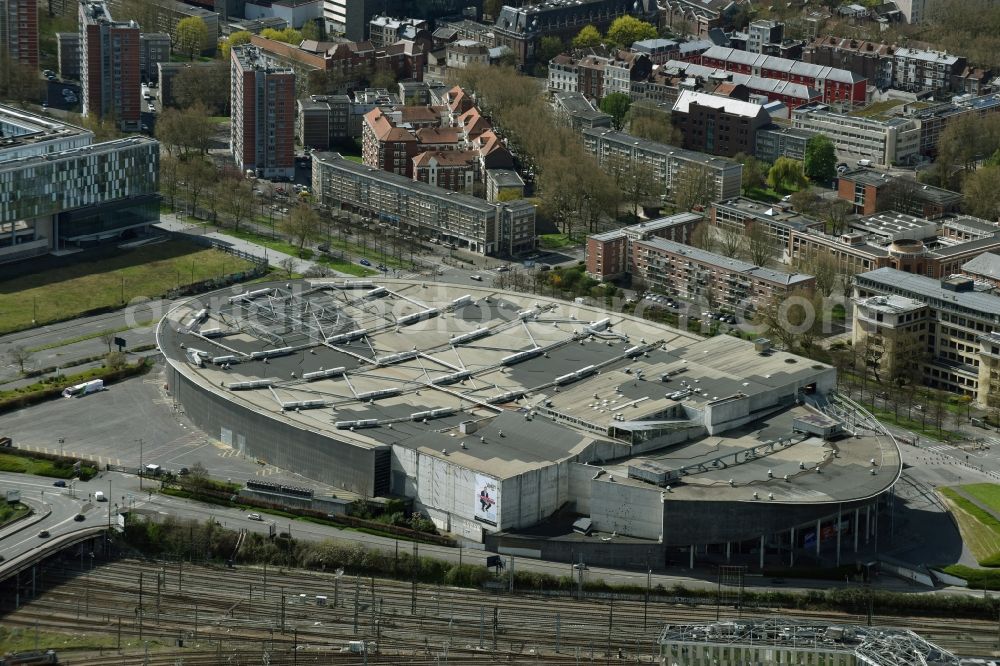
857, 267, 1000, 317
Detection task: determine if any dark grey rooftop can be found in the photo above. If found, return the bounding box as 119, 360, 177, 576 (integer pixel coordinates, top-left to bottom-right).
857, 267, 1000, 318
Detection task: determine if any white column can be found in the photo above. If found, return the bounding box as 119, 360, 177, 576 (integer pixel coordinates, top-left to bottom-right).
854, 508, 859, 553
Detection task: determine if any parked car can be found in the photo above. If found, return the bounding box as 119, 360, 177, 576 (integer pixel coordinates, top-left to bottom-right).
53, 480, 67, 487
74, 514, 85, 522
317, 243, 330, 253
359, 258, 372, 266
470, 274, 483, 281
247, 513, 262, 521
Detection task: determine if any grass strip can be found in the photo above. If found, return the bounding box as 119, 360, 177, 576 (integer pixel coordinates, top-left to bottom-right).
26, 320, 156, 353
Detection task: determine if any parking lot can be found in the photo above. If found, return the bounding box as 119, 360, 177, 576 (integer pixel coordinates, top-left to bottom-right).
1, 358, 334, 492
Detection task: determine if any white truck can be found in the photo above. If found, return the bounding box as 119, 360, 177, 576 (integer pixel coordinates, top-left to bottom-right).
61, 379, 104, 398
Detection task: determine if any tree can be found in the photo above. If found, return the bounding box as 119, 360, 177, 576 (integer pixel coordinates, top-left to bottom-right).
260, 27, 303, 44
599, 92, 631, 131
156, 103, 215, 155
573, 24, 603, 49
483, 0, 502, 19
220, 30, 252, 60
876, 177, 919, 213
789, 188, 823, 216
279, 256, 297, 278
809, 251, 839, 297
300, 19, 321, 42
100, 329, 116, 352
5, 345, 33, 375
221, 176, 255, 232
106, 351, 127, 371
536, 36, 564, 66
689, 221, 717, 254
281, 204, 321, 252
720, 224, 745, 258
179, 157, 217, 217
160, 155, 182, 210
172, 61, 230, 115
754, 289, 824, 355
176, 16, 208, 61
963, 165, 1000, 220
628, 108, 681, 145
369, 69, 397, 91
0, 54, 44, 103
672, 164, 713, 212
767, 157, 808, 193
803, 134, 837, 183
734, 153, 767, 195
746, 221, 775, 267
824, 200, 853, 235
605, 16, 657, 48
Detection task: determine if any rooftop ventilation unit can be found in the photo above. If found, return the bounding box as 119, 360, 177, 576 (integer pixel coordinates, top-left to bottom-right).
398, 309, 439, 326
302, 366, 346, 381
356, 388, 401, 401
450, 328, 490, 345
501, 349, 542, 366
326, 329, 367, 344
335, 419, 379, 429
282, 399, 327, 411
229, 287, 273, 303
228, 379, 276, 390
251, 347, 294, 360
432, 370, 472, 385
379, 350, 418, 366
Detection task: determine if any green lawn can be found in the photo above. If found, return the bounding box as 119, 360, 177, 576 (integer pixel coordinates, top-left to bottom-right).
939, 487, 1000, 566
209, 116, 230, 124
745, 186, 783, 202
0, 502, 29, 527
343, 154, 364, 163
224, 228, 378, 276
0, 451, 98, 480
849, 99, 904, 118
960, 484, 1000, 515
539, 233, 579, 249
0, 241, 257, 334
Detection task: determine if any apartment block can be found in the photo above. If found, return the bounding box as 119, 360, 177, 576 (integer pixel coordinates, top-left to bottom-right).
661, 0, 746, 36
581, 128, 743, 204
671, 90, 770, 158
156, 61, 214, 107
853, 268, 1000, 405
710, 197, 824, 263
55, 31, 80, 80
803, 37, 894, 90
139, 33, 171, 83
492, 0, 658, 66
311, 152, 537, 257
791, 103, 920, 167
297, 94, 350, 149
412, 150, 478, 193
446, 39, 488, 70
368, 15, 427, 48
836, 168, 962, 218
231, 45, 295, 179
585, 212, 703, 280
746, 20, 782, 55
0, 0, 38, 67
80, 0, 141, 132
698, 46, 866, 105
632, 237, 815, 312
754, 125, 818, 163
485, 169, 525, 203
0, 105, 158, 264
892, 48, 964, 94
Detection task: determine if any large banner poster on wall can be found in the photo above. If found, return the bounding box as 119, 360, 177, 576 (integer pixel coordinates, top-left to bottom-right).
474, 474, 500, 526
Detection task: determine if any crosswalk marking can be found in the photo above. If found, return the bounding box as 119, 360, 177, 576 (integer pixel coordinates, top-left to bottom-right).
925, 444, 957, 453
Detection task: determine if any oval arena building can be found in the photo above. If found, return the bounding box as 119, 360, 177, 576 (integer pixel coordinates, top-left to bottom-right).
158, 279, 900, 569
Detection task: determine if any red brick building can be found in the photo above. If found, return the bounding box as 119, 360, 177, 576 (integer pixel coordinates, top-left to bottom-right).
697, 46, 866, 106
80, 0, 140, 131
0, 0, 38, 68
362, 107, 420, 177
585, 212, 703, 280
231, 45, 296, 179
837, 169, 963, 218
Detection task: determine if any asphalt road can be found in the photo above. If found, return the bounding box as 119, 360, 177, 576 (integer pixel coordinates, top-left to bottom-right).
0, 299, 171, 384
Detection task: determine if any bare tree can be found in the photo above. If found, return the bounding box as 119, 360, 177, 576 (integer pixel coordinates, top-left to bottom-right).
689, 220, 717, 253
5, 345, 33, 375
99, 329, 116, 353
280, 204, 321, 253
278, 256, 296, 279
719, 223, 745, 258
746, 221, 775, 267
810, 251, 838, 297
222, 177, 255, 232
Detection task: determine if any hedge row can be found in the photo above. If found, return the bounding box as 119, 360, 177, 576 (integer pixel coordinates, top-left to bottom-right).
0, 359, 152, 415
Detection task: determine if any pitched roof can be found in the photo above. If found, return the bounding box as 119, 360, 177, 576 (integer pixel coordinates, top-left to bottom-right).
701, 46, 865, 85
363, 108, 417, 142
416, 127, 460, 145
673, 89, 768, 118
412, 149, 479, 168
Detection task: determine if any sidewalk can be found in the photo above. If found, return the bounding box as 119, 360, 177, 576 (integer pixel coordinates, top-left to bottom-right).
155, 214, 334, 277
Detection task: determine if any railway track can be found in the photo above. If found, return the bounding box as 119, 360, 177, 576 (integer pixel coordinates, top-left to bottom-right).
2, 559, 998, 664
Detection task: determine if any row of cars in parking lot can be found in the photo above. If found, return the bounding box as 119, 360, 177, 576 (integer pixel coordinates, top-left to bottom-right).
641, 293, 740, 325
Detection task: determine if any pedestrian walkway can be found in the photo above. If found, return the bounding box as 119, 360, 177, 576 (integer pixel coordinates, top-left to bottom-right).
155, 214, 341, 277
